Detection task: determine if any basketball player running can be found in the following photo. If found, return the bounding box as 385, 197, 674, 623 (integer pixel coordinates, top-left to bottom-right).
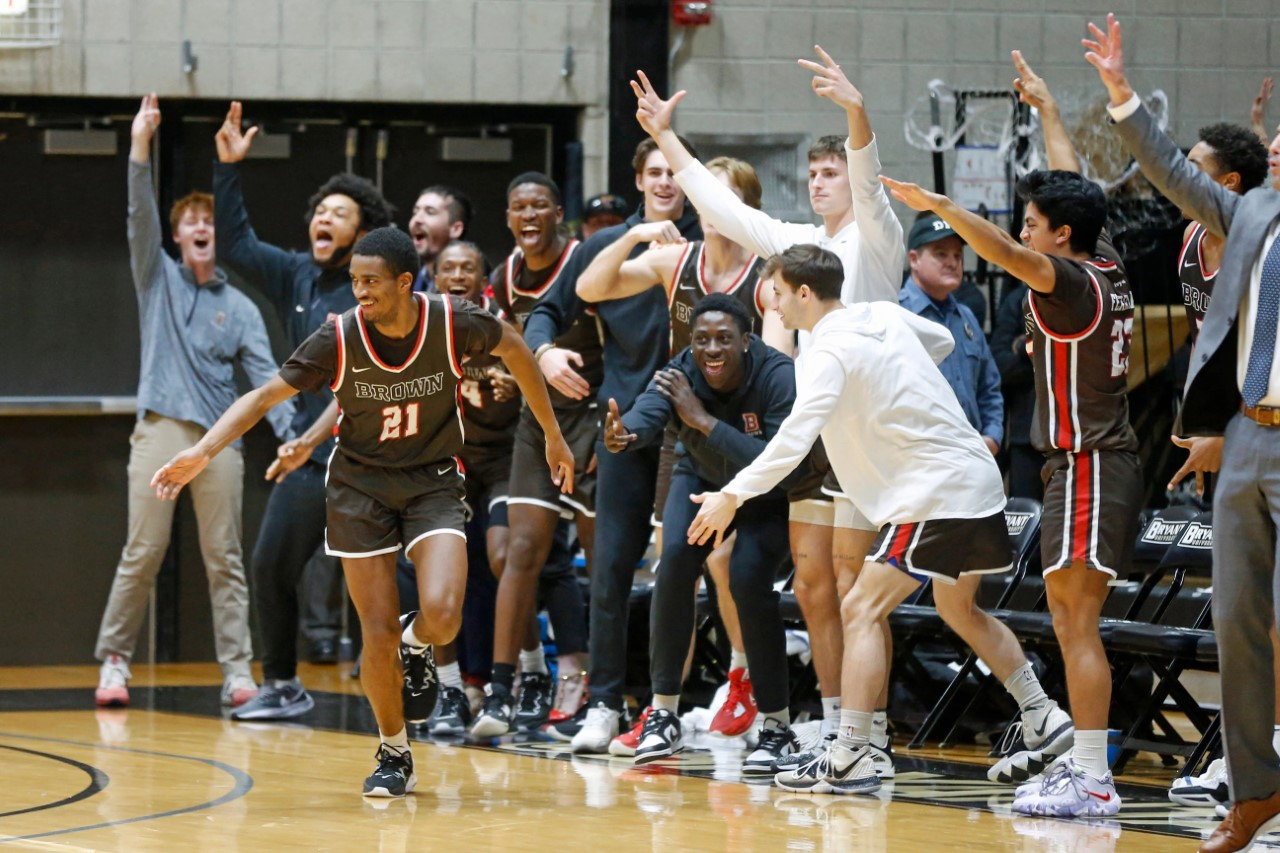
151, 227, 573, 797
687, 245, 1068, 796
471, 173, 603, 738
633, 47, 905, 760
877, 52, 1143, 817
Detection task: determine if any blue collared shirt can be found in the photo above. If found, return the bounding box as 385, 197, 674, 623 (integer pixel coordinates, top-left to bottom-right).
899, 277, 1004, 447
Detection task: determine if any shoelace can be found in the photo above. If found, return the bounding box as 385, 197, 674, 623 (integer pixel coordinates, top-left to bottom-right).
756, 727, 792, 754
993, 720, 1025, 757
794, 746, 834, 778
640, 711, 672, 740
1037, 760, 1080, 797
517, 676, 547, 713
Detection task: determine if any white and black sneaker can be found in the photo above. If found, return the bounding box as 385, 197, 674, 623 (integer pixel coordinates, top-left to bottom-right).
774, 743, 881, 795
988, 702, 1075, 784
1168, 757, 1230, 807
363, 745, 417, 797
634, 708, 683, 764
743, 721, 798, 775
399, 613, 439, 725
229, 677, 315, 721
470, 684, 514, 738
773, 731, 836, 773
513, 671, 552, 732
428, 685, 473, 736
867, 736, 896, 779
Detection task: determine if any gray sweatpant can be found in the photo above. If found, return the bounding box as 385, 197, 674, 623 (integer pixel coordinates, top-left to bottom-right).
95, 413, 253, 679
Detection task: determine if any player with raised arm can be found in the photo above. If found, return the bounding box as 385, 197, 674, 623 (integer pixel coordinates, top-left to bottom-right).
151, 227, 573, 798
875, 51, 1143, 817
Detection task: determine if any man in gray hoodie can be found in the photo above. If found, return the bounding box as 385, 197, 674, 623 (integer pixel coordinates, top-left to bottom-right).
94, 95, 294, 709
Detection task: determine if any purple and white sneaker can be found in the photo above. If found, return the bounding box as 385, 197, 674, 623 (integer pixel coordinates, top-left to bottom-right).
1013, 758, 1121, 818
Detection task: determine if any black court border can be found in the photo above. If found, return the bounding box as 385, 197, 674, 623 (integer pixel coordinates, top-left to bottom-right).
0, 743, 108, 818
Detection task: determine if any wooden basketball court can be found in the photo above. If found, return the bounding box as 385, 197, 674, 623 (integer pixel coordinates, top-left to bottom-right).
0, 663, 1262, 851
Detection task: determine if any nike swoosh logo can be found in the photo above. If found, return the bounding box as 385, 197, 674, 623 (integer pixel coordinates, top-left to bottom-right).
1087, 791, 1112, 801
678, 284, 695, 290
437, 466, 452, 476
352, 366, 372, 373
1184, 261, 1199, 269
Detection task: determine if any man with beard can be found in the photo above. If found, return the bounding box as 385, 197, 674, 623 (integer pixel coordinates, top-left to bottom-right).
211, 101, 394, 721
409, 185, 472, 291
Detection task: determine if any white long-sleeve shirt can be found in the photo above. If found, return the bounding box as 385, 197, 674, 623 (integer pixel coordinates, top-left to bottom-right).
673, 136, 904, 306
721, 303, 1007, 528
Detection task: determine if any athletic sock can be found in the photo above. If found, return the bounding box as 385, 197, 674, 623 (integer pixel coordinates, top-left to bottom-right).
401, 618, 428, 649
1003, 662, 1049, 714
870, 709, 890, 748
653, 693, 680, 713
821, 696, 841, 735
380, 727, 410, 754
438, 661, 463, 691
519, 646, 548, 676
1073, 729, 1109, 777
762, 708, 790, 729
834, 710, 873, 770
1273, 724, 1280, 757
491, 662, 516, 694
730, 649, 749, 671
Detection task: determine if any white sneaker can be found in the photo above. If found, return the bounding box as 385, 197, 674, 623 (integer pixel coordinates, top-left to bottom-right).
988, 702, 1075, 784
95, 655, 131, 707
1168, 757, 1230, 807
1012, 757, 1121, 818
571, 702, 621, 754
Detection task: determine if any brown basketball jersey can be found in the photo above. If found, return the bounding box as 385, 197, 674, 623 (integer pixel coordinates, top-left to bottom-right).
668, 242, 767, 355
329, 292, 467, 467
1178, 223, 1216, 347
457, 295, 522, 447
1023, 233, 1139, 453
492, 240, 604, 408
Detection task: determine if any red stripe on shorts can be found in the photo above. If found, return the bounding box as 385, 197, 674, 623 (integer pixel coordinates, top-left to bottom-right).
887, 523, 917, 565
1070, 452, 1093, 564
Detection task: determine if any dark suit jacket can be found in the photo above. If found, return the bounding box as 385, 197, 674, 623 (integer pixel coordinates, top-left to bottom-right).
1114, 103, 1280, 436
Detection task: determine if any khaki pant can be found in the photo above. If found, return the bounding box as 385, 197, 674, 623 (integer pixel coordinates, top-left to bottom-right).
95, 413, 252, 678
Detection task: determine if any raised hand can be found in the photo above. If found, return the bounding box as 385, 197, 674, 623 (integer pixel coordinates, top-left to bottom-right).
1011, 51, 1056, 113
797, 45, 863, 112
1083, 13, 1134, 106
1167, 435, 1223, 496
131, 93, 160, 144
603, 397, 637, 453
630, 69, 686, 139
1253, 77, 1273, 142
151, 447, 211, 500
215, 101, 259, 164
879, 176, 946, 213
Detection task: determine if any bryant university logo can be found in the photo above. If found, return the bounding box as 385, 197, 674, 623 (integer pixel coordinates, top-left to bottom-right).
1004, 511, 1033, 538
741, 412, 760, 435
1142, 518, 1189, 545
1177, 521, 1213, 550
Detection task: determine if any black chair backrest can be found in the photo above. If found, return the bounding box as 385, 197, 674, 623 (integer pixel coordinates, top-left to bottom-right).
1132, 506, 1199, 565
1158, 511, 1214, 575
1004, 498, 1042, 565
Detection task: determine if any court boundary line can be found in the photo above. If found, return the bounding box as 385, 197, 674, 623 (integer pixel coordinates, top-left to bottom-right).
0, 732, 253, 844
0, 744, 107, 818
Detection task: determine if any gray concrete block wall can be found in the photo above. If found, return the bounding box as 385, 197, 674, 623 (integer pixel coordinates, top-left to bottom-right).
672, 1, 1276, 226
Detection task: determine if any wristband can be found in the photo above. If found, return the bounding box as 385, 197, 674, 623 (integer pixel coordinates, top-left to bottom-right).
534, 343, 555, 363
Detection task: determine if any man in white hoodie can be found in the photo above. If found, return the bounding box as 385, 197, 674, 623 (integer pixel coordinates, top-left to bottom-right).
688, 245, 1073, 795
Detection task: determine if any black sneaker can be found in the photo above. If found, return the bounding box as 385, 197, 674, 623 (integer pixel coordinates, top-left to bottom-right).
743, 723, 799, 775
470, 684, 514, 738
399, 612, 438, 725
634, 708, 683, 764
546, 701, 590, 742
513, 671, 552, 732
363, 745, 417, 797
428, 685, 472, 736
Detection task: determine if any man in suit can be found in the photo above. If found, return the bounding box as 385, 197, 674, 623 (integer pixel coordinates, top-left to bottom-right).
1085, 14, 1280, 853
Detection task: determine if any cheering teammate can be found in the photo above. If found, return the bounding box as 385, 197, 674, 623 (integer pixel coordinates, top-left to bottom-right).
151, 227, 573, 797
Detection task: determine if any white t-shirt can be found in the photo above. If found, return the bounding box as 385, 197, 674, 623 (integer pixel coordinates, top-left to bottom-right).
721, 303, 1007, 528
673, 137, 904, 307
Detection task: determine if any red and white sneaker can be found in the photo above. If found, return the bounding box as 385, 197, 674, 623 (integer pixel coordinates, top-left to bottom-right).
95, 655, 130, 707
709, 668, 757, 737
608, 706, 652, 757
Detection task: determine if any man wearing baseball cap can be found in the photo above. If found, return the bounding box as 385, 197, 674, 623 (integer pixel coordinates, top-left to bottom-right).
899, 213, 1004, 455
579, 193, 629, 240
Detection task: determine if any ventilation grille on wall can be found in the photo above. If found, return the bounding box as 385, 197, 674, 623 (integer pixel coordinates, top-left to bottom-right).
686, 133, 809, 224
0, 0, 62, 49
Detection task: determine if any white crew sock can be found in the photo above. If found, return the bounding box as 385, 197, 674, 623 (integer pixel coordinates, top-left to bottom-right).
838, 709, 873, 751
821, 696, 841, 735
380, 727, 410, 754
730, 649, 749, 671
401, 618, 428, 649
653, 693, 680, 713
519, 645, 548, 676
1003, 662, 1050, 713
871, 709, 890, 748
438, 661, 463, 691
762, 708, 790, 729
1073, 729, 1109, 777
1273, 724, 1280, 757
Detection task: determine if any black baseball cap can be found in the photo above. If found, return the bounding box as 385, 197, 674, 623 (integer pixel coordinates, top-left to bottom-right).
908, 214, 963, 251
584, 193, 628, 219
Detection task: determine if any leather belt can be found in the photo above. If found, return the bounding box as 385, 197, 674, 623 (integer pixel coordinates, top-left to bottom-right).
1241, 401, 1280, 426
